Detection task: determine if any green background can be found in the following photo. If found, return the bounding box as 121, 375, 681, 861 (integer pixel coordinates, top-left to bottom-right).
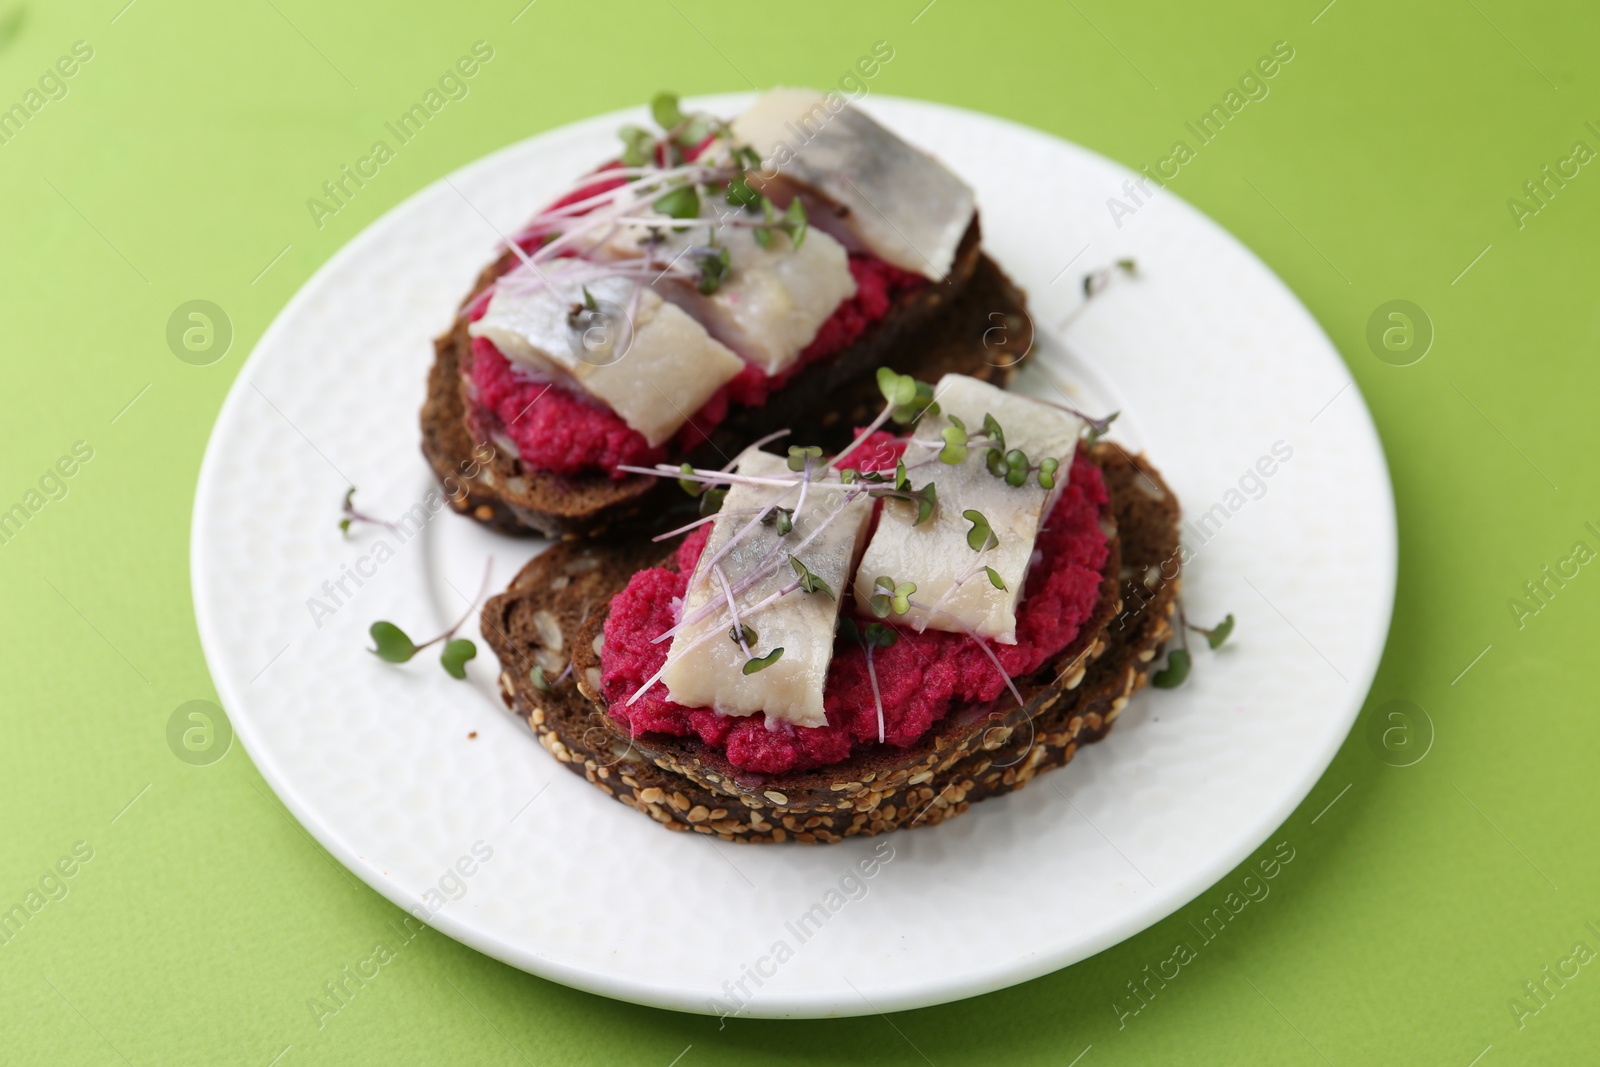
2, 0, 1595, 1062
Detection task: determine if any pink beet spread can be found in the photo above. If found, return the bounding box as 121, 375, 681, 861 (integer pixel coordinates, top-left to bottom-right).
465, 155, 927, 479
598, 441, 1110, 774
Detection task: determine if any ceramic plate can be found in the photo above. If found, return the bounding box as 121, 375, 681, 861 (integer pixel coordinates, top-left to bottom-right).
191, 94, 1394, 1018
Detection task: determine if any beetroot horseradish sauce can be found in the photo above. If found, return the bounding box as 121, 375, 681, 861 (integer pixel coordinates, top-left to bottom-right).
463, 155, 928, 479
599, 441, 1111, 774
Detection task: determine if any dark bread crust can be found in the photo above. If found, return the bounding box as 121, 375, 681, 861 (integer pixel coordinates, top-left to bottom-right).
421, 220, 1033, 538
481, 445, 1181, 842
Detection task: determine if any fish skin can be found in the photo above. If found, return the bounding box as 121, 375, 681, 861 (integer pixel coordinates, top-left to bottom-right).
732, 87, 976, 281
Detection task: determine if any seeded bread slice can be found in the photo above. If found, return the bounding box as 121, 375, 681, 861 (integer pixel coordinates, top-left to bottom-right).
481, 444, 1180, 842
421, 220, 1031, 539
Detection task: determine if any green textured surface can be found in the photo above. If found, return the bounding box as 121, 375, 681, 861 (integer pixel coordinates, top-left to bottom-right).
2, 0, 1595, 1062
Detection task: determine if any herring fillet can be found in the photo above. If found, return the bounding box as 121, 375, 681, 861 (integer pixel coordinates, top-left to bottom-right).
732, 87, 976, 281
852, 375, 1084, 643
663, 450, 872, 727
468, 264, 743, 446
594, 201, 857, 376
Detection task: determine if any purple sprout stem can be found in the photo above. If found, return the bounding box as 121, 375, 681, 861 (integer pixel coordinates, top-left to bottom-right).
865, 644, 885, 744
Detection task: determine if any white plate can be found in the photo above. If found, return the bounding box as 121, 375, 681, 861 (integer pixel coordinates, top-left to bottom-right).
192, 94, 1394, 1018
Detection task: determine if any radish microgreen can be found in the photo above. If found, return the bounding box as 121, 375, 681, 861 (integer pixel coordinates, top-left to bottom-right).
742, 647, 784, 674
368, 559, 491, 681
962, 510, 998, 551
789, 556, 835, 599
868, 576, 916, 617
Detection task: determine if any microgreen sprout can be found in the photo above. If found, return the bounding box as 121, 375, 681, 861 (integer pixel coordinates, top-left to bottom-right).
1003, 448, 1030, 487
724, 172, 761, 210
1190, 612, 1235, 650
962, 510, 998, 551
863, 479, 936, 525
840, 617, 900, 742
1037, 457, 1060, 490
678, 461, 704, 496
875, 367, 939, 425
742, 647, 784, 674
699, 487, 727, 515
729, 622, 758, 647
940, 423, 968, 464
368, 558, 492, 680
339, 486, 399, 537
618, 124, 655, 166
752, 195, 808, 250
530, 664, 551, 691
652, 184, 700, 220
1082, 258, 1138, 298
984, 566, 1007, 591
1154, 606, 1235, 688
760, 506, 795, 535
1151, 648, 1191, 688
651, 91, 685, 131
696, 245, 731, 294
868, 576, 916, 618
787, 445, 823, 472
789, 556, 835, 599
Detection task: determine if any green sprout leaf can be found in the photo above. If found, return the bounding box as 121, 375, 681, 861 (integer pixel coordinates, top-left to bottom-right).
1194, 613, 1235, 650
761, 506, 794, 535
869, 576, 916, 617
985, 566, 1007, 590
840, 617, 900, 649
940, 424, 968, 464
789, 556, 835, 599
338, 517, 351, 536
786, 445, 823, 472
862, 622, 899, 649
963, 510, 998, 552
729, 622, 758, 647
894, 460, 910, 492
1037, 456, 1060, 490
982, 413, 1005, 449
1116, 258, 1137, 274
676, 115, 711, 148
678, 461, 704, 497
618, 124, 655, 167
530, 665, 550, 691
840, 468, 857, 484
699, 487, 727, 516
650, 91, 685, 131
1004, 448, 1029, 487
1084, 410, 1120, 446
1152, 647, 1191, 688
876, 367, 918, 408
912, 482, 937, 526
697, 245, 731, 294
369, 621, 417, 663
725, 173, 761, 210
784, 196, 808, 248
440, 637, 477, 680
653, 184, 700, 220
743, 647, 784, 675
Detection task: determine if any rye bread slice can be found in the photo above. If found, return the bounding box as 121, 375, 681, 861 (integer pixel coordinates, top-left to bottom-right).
421, 220, 1032, 539
481, 444, 1181, 842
